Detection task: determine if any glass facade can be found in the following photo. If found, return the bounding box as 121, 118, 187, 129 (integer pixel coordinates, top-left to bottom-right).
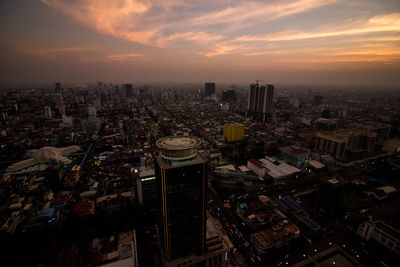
156, 156, 207, 261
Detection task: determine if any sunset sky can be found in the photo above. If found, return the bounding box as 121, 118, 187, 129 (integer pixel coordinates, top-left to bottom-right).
0, 0, 399, 86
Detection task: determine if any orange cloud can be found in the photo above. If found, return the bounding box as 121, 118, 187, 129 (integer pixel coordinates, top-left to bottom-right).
40, 0, 156, 45
200, 43, 252, 57
36, 0, 399, 64
39, 0, 338, 49
158, 32, 223, 46
237, 13, 400, 41
192, 0, 337, 27
108, 53, 145, 61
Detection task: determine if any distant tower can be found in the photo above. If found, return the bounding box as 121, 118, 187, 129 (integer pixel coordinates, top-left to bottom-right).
54, 82, 65, 115
266, 84, 274, 114
123, 84, 134, 97
44, 106, 52, 120
154, 136, 207, 262
55, 93, 63, 107
314, 95, 323, 106
55, 82, 61, 93
97, 81, 104, 89
93, 98, 101, 110
88, 105, 97, 117
204, 82, 215, 97
247, 82, 274, 122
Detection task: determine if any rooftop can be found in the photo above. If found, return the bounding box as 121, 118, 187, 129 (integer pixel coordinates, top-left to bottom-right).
237, 199, 300, 252
259, 157, 301, 179
139, 166, 155, 178
156, 136, 201, 150
375, 221, 400, 241
156, 136, 202, 161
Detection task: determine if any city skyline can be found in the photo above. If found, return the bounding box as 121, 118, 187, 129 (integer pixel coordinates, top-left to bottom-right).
0, 0, 399, 86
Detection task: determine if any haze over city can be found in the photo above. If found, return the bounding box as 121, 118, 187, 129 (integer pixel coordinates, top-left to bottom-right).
1, 0, 400, 86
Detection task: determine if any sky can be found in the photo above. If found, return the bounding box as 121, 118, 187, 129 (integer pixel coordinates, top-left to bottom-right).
0, 0, 399, 87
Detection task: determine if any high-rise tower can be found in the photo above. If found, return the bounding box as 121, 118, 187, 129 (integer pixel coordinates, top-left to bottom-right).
123, 84, 133, 97
54, 82, 65, 115
204, 82, 215, 97
247, 82, 274, 122
154, 136, 207, 262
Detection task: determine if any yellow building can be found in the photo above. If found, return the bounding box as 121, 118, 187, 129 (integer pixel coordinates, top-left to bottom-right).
223, 123, 245, 142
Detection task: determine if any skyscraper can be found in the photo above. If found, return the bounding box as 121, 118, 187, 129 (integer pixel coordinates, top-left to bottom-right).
154, 136, 207, 262
54, 82, 65, 115
55, 82, 61, 93
123, 84, 134, 97
247, 82, 274, 122
204, 82, 215, 97
44, 106, 52, 120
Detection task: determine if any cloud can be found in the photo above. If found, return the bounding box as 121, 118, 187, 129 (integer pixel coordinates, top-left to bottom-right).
237, 12, 400, 41
39, 0, 338, 48
191, 0, 337, 27
108, 53, 145, 61
32, 0, 400, 65
242, 43, 400, 63
17, 44, 147, 62
200, 43, 252, 57
17, 45, 96, 59
159, 32, 223, 45
40, 0, 156, 45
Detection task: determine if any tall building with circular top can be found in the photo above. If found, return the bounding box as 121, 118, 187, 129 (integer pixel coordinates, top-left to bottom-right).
154, 136, 207, 262
156, 136, 202, 161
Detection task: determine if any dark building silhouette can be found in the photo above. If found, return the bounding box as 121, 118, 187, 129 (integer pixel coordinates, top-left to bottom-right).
154, 136, 207, 262
247, 82, 274, 122
315, 95, 323, 106
221, 89, 236, 102
204, 82, 215, 97
55, 82, 61, 93
123, 84, 133, 97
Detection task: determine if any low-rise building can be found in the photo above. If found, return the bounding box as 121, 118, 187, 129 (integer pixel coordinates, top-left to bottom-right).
259, 157, 301, 179
357, 220, 400, 255
237, 198, 300, 254
247, 159, 267, 177
292, 244, 359, 266
279, 145, 310, 167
